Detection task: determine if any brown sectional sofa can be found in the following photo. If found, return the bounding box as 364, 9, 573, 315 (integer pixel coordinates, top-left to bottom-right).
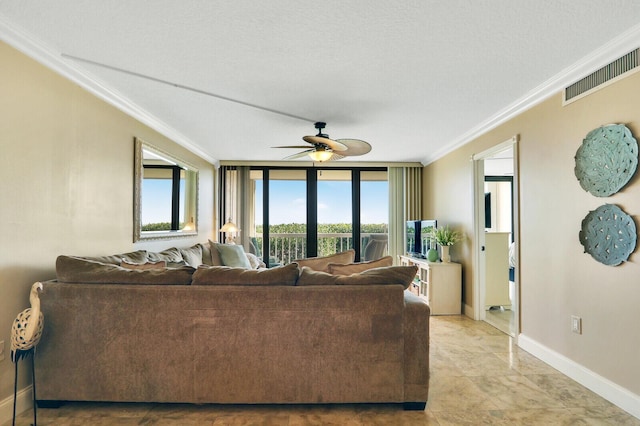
35, 244, 431, 410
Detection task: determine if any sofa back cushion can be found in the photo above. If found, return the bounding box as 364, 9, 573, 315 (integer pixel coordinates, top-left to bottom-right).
56, 255, 194, 285
294, 249, 355, 273
327, 256, 393, 275
192, 263, 299, 286
121, 260, 167, 270
78, 250, 149, 265
296, 265, 417, 290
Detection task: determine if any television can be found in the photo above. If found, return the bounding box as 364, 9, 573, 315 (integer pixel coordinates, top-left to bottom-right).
406, 220, 421, 257
406, 219, 439, 258
420, 219, 438, 257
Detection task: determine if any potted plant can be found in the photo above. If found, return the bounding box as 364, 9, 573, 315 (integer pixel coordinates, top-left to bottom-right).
430, 225, 462, 262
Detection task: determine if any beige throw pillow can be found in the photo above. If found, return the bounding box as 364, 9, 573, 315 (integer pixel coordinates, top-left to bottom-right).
328, 256, 393, 275
294, 249, 355, 273
208, 240, 224, 266
192, 263, 299, 286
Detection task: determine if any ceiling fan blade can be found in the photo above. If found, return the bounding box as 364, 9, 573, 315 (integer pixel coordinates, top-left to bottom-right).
335, 139, 372, 156
272, 145, 314, 149
283, 149, 314, 160
303, 135, 348, 151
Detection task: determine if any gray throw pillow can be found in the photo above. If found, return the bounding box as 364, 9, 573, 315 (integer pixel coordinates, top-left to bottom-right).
180, 244, 203, 267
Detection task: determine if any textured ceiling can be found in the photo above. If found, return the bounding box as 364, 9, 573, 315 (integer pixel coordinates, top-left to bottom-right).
2, 1, 640, 164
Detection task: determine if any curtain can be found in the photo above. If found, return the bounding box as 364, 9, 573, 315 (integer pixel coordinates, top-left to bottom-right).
238, 166, 252, 250
404, 166, 422, 221
388, 168, 404, 265
388, 166, 422, 264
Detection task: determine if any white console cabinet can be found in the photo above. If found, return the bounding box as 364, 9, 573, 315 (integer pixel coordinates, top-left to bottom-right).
399, 255, 462, 315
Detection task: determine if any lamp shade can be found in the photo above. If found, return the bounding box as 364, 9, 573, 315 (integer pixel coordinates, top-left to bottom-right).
308, 149, 333, 162
220, 218, 239, 233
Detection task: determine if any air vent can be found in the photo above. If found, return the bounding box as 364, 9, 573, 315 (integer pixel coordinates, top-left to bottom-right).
563, 48, 639, 105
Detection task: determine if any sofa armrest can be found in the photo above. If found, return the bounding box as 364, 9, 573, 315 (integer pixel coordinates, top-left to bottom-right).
403, 290, 430, 405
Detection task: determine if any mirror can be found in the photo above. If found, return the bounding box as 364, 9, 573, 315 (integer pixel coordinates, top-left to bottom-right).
134, 138, 198, 242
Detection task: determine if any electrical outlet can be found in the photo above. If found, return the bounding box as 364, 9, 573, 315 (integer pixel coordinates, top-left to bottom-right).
0, 340, 4, 362
571, 315, 582, 334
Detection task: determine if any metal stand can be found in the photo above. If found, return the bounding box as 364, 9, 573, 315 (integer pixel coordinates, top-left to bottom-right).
12, 348, 37, 426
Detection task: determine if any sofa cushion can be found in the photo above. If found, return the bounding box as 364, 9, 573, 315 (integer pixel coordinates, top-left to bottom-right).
80, 250, 149, 265
120, 260, 167, 270
296, 265, 417, 290
328, 256, 394, 275
56, 255, 194, 285
294, 249, 355, 273
192, 263, 299, 286
180, 244, 203, 268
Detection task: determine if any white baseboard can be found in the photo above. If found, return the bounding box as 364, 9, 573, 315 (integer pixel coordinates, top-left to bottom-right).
0, 386, 33, 426
463, 304, 475, 319
518, 333, 640, 420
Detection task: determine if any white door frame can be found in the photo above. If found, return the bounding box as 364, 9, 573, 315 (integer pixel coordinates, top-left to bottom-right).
471, 136, 520, 338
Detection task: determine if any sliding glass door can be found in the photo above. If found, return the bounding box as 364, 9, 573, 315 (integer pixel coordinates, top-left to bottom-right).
245, 166, 388, 266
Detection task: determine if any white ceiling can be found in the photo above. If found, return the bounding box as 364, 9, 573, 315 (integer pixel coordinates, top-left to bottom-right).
2, 1, 640, 165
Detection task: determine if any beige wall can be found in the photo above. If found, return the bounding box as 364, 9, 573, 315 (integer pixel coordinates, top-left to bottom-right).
0, 42, 215, 400
423, 71, 640, 396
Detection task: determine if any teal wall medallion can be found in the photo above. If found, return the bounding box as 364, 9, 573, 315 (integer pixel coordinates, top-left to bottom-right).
579, 204, 637, 266
574, 124, 638, 197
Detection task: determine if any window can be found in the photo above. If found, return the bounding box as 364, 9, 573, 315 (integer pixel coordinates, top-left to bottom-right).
225, 166, 388, 265
141, 165, 188, 231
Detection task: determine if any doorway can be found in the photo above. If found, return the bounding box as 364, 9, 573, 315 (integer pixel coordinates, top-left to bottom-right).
472, 137, 519, 338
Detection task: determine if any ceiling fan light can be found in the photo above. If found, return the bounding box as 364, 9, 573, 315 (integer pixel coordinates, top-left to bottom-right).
308, 150, 333, 162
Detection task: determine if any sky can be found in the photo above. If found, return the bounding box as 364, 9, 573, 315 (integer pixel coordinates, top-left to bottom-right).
141, 179, 185, 224
256, 180, 388, 225
142, 178, 389, 226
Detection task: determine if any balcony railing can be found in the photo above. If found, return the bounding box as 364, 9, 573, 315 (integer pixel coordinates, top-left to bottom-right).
254, 232, 388, 265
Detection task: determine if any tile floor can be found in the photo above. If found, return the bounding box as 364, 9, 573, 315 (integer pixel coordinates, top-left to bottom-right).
7, 315, 640, 425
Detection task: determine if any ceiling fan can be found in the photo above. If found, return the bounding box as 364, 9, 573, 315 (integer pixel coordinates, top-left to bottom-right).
273, 122, 372, 162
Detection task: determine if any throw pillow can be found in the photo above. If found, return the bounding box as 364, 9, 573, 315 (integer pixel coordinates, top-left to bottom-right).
217, 244, 252, 269
200, 242, 214, 266
294, 249, 355, 273
120, 260, 167, 270
328, 256, 393, 275
245, 252, 266, 269
180, 244, 203, 267
208, 240, 224, 266
296, 265, 417, 290
192, 263, 299, 286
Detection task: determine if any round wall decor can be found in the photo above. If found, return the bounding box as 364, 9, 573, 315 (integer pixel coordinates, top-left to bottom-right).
579, 204, 636, 266
574, 124, 638, 197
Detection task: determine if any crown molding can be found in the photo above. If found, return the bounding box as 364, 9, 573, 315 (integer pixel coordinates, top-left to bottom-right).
0, 16, 217, 164
422, 23, 640, 166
